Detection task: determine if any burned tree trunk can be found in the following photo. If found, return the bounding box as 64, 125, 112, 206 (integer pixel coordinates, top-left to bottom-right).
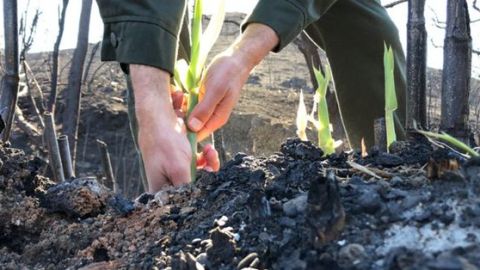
440, 0, 472, 141
47, 0, 69, 113
406, 0, 427, 130
63, 0, 92, 171
0, 0, 19, 142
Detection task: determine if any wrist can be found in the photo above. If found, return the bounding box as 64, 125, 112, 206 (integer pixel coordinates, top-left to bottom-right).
230, 23, 279, 69
130, 64, 177, 126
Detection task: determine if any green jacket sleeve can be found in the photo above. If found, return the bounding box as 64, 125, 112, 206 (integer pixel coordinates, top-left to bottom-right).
96, 0, 187, 75
242, 0, 337, 52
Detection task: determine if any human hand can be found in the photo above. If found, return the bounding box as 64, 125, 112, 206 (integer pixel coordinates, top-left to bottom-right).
187, 23, 279, 140
130, 65, 219, 193
187, 53, 251, 141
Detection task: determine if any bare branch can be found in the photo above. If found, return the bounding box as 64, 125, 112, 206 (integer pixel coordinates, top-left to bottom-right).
97, 139, 118, 193
44, 112, 65, 182
22, 61, 45, 128
428, 6, 446, 29
47, 0, 69, 113
384, 0, 407, 9
82, 42, 100, 85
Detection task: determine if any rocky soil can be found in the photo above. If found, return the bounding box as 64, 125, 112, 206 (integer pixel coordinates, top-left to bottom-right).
1, 138, 480, 269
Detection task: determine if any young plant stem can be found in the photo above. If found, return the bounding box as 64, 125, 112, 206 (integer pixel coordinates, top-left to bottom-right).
417, 130, 479, 158
187, 91, 199, 182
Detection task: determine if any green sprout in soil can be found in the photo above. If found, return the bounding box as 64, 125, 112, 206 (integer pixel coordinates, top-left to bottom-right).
417, 130, 479, 158
384, 43, 398, 152
174, 0, 225, 182
296, 64, 337, 156
313, 66, 335, 155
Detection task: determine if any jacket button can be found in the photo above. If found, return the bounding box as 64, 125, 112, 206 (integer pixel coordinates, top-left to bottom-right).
110, 32, 118, 48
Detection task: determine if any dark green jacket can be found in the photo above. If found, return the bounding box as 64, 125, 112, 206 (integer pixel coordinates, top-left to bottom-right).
97, 0, 407, 148
96, 0, 335, 75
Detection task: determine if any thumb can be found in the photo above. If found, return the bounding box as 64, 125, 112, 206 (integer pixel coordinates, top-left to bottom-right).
187, 82, 223, 132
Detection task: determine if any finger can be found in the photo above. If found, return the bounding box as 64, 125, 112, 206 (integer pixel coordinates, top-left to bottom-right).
196, 144, 220, 172
172, 91, 184, 111
197, 102, 232, 141
168, 167, 191, 187
203, 144, 220, 171
188, 80, 225, 132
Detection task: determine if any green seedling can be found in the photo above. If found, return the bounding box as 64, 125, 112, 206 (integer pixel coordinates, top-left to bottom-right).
312, 66, 335, 155
417, 130, 479, 158
384, 43, 398, 152
174, 0, 225, 181
295, 64, 336, 156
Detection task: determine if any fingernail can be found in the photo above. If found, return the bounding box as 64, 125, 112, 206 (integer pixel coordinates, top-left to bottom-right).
189, 117, 203, 131
204, 166, 213, 172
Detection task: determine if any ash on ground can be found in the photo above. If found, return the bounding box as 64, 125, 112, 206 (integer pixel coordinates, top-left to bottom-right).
1, 139, 480, 269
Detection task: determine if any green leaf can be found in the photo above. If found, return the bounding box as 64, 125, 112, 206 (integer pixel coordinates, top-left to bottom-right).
195, 0, 226, 82
189, 0, 203, 84
313, 65, 335, 155
384, 43, 397, 150
417, 130, 479, 158
174, 59, 191, 91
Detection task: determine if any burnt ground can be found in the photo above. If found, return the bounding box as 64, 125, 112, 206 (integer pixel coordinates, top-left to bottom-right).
1, 138, 480, 269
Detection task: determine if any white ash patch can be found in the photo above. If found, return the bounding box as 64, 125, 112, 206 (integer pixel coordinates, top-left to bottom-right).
377, 199, 480, 255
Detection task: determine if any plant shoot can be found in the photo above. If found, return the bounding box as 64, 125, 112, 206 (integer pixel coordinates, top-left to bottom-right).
174, 0, 225, 182
384, 44, 397, 151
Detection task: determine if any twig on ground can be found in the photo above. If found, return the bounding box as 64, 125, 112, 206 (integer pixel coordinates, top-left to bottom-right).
44, 112, 65, 182
58, 135, 75, 179
97, 139, 118, 193
347, 161, 382, 179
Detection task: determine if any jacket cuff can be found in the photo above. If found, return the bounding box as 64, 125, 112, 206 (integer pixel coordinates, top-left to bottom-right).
101, 20, 177, 75
242, 0, 306, 52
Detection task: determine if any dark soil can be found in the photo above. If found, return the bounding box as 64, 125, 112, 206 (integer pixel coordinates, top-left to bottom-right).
1, 138, 480, 269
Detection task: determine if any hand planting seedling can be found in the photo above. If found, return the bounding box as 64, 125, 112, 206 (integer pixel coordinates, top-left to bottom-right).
174, 0, 225, 182
384, 43, 398, 152
296, 64, 338, 156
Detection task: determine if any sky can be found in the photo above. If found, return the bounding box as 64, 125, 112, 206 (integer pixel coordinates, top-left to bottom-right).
0, 0, 479, 76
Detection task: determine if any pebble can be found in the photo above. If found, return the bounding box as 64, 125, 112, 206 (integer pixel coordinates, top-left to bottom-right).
195, 253, 208, 266
338, 244, 367, 267
357, 191, 382, 214
237, 253, 259, 269
214, 215, 229, 227
282, 194, 308, 217
279, 216, 297, 228
191, 238, 202, 245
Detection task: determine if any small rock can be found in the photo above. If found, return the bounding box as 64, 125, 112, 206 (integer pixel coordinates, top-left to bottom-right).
375, 152, 403, 167
134, 193, 154, 205
246, 189, 271, 220
206, 228, 236, 266
357, 191, 382, 214
195, 253, 208, 266
214, 215, 229, 227
338, 244, 367, 267
237, 253, 259, 269
259, 232, 271, 242
154, 190, 170, 205
282, 194, 308, 217
279, 216, 297, 228
191, 238, 202, 245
